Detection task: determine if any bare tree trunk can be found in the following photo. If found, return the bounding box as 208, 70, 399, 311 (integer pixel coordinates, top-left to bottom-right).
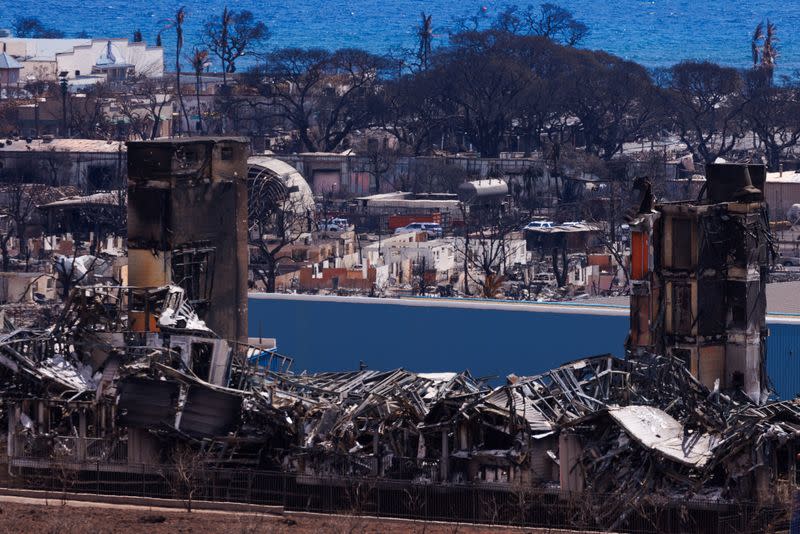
605, 242, 630, 287
0, 238, 9, 272
195, 72, 204, 135
266, 258, 277, 293
151, 116, 161, 140
16, 220, 27, 259
769, 144, 781, 171
552, 246, 567, 287
609, 181, 617, 244
221, 7, 229, 87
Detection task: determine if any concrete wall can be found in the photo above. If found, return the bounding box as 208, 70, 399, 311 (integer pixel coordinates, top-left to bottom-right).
0, 68, 19, 85
248, 293, 800, 399
0, 149, 123, 190
0, 273, 53, 303
366, 237, 456, 277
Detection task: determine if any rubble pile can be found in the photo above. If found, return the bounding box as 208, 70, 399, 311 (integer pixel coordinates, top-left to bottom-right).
1, 294, 797, 522
0, 162, 794, 529
533, 355, 799, 527
239, 368, 486, 477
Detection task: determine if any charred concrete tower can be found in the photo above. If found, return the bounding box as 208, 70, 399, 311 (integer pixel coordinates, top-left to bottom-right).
626, 164, 771, 402
127, 138, 249, 343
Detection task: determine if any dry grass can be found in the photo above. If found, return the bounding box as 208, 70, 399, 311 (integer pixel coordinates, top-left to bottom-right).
0, 500, 546, 534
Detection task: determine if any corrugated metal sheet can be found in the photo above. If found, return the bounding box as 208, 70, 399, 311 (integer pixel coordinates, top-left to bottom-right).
608, 406, 716, 467
766, 323, 800, 399
179, 386, 242, 437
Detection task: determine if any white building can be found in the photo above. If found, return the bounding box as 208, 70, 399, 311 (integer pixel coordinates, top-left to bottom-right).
361, 233, 456, 282
765, 170, 800, 221
0, 37, 163, 83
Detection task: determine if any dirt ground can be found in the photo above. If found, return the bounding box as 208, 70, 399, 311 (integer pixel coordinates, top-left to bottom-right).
0, 497, 545, 534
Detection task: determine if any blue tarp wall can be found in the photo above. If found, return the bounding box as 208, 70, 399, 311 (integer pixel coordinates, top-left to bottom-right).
248, 295, 800, 400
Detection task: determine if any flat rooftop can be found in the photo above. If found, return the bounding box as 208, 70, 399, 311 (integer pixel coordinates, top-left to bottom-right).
0, 139, 125, 153
766, 170, 800, 184
670, 172, 800, 184
357, 191, 459, 202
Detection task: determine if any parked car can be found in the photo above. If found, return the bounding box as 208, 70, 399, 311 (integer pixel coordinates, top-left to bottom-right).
531, 273, 557, 285
318, 221, 345, 232
779, 254, 800, 267
524, 220, 554, 230
318, 217, 350, 233
394, 222, 443, 238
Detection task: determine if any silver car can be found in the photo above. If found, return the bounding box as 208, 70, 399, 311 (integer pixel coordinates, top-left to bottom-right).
394, 222, 443, 238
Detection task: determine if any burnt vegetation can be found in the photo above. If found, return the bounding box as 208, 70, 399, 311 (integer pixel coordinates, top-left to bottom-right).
0, 6, 799, 533
3, 8, 796, 175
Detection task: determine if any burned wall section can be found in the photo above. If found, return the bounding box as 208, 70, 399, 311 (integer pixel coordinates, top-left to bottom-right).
627, 163, 772, 403
127, 138, 249, 344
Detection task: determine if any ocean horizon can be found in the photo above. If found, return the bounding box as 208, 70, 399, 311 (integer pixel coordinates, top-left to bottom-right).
2, 0, 800, 75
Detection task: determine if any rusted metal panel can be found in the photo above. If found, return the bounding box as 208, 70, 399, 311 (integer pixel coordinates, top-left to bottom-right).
630, 230, 648, 280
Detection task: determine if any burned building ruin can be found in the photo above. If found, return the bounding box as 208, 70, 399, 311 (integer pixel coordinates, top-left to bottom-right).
0, 155, 797, 531
127, 138, 249, 344
626, 163, 772, 402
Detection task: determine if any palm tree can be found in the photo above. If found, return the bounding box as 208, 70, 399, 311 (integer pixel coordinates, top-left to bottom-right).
751, 21, 778, 83
188, 48, 210, 134
162, 7, 189, 135
751, 22, 763, 68
762, 21, 778, 78
416, 12, 433, 71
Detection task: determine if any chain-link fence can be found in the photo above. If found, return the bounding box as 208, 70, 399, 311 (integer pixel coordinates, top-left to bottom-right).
4, 462, 789, 533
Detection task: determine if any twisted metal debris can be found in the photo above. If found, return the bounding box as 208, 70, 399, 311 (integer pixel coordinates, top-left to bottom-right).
0, 284, 797, 531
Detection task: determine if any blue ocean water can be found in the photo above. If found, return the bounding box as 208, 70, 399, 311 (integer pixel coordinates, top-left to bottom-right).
2, 1, 800, 74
